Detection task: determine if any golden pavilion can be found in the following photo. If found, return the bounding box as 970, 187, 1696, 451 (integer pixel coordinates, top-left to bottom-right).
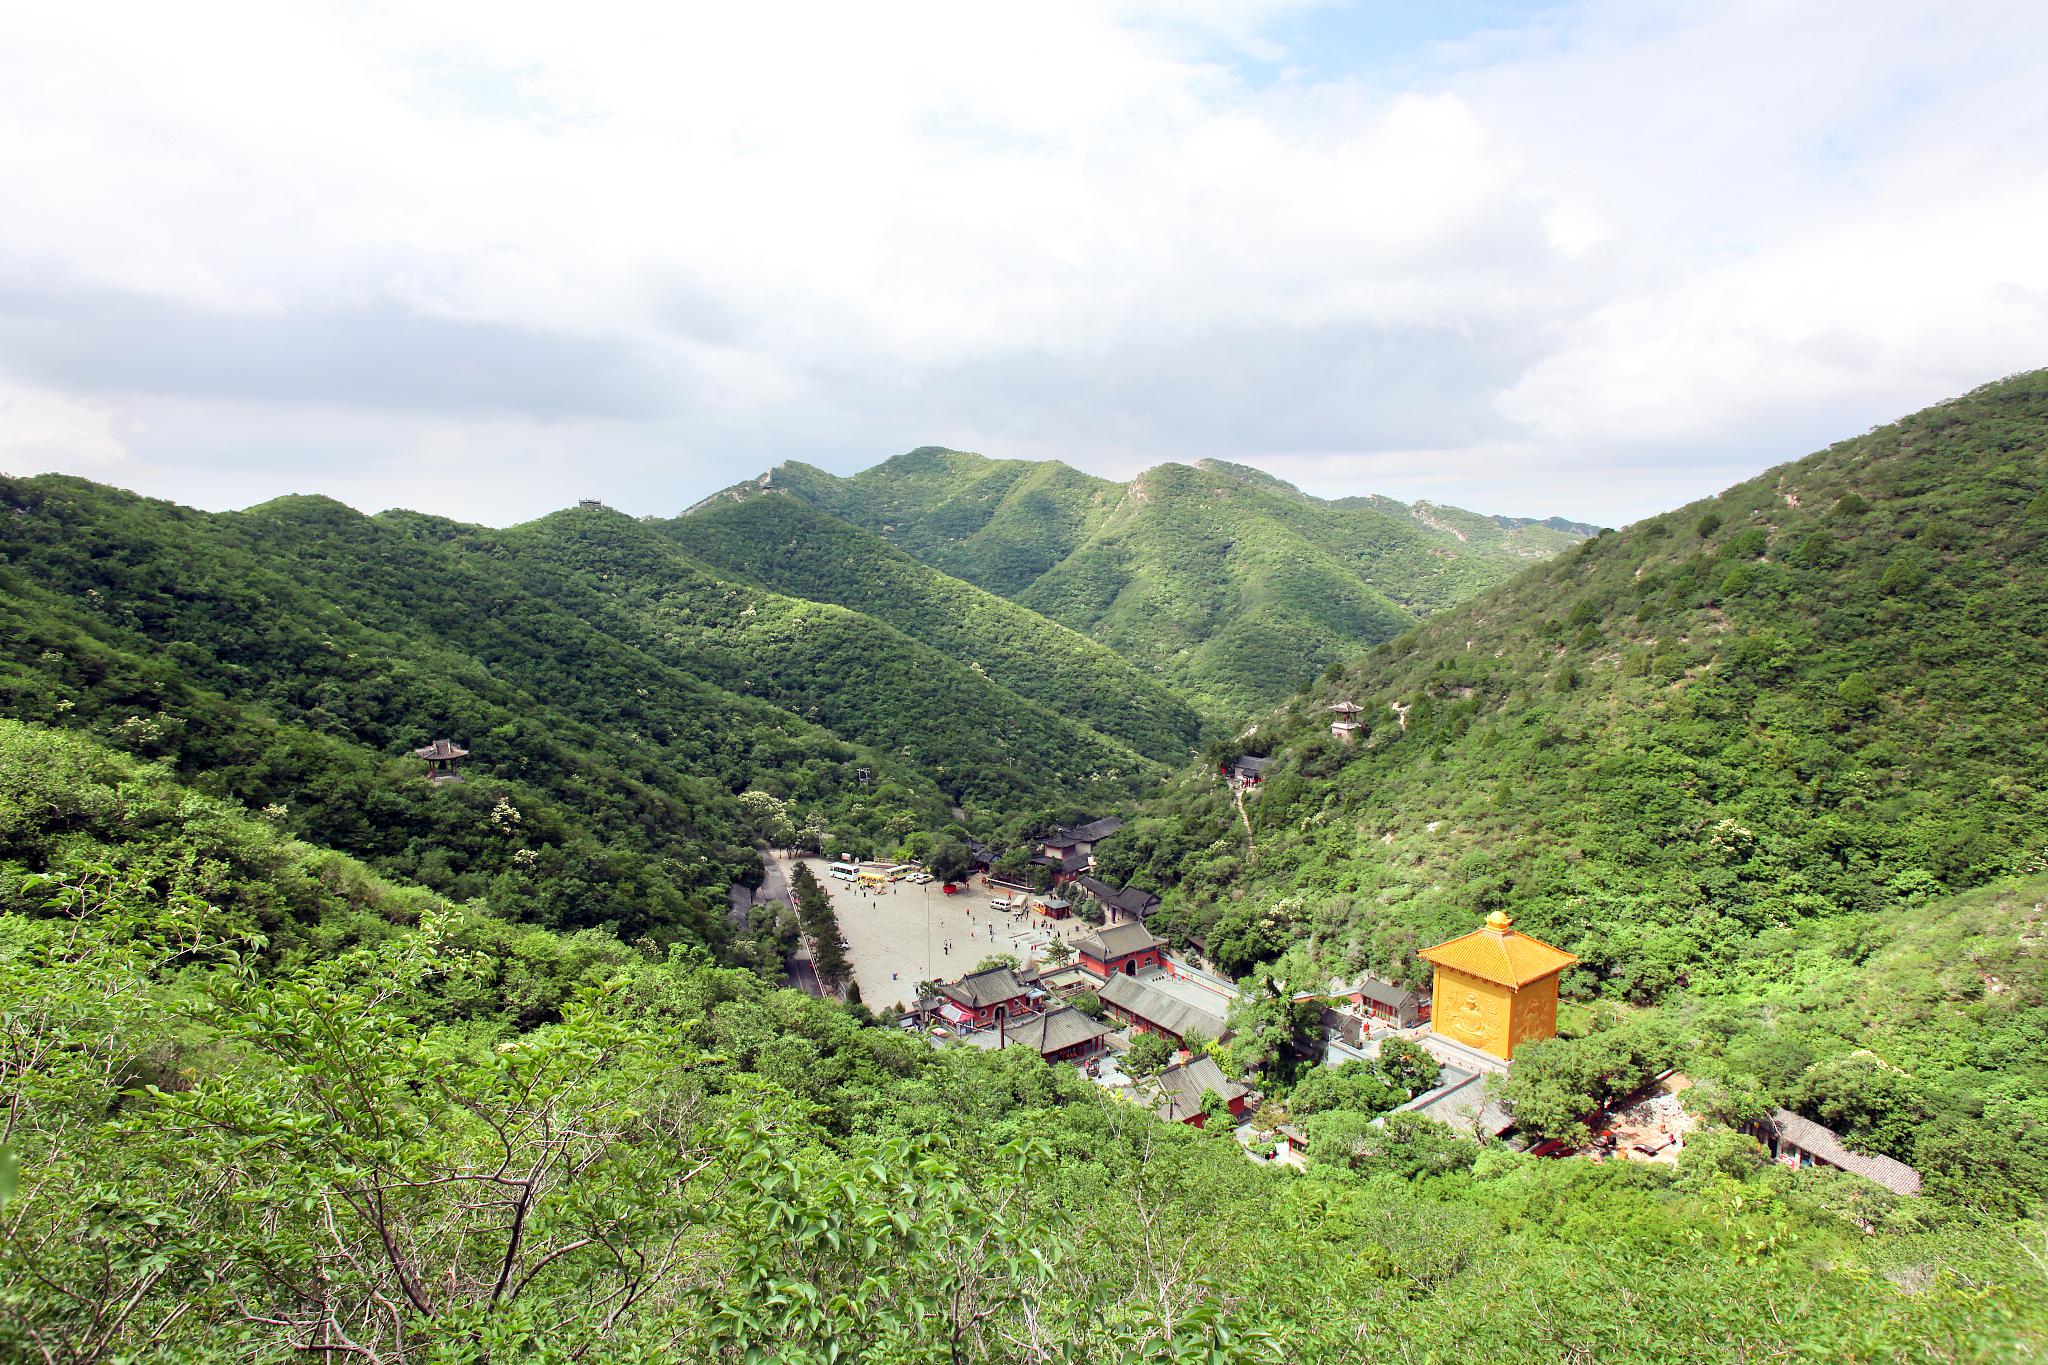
1417, 911, 1577, 1061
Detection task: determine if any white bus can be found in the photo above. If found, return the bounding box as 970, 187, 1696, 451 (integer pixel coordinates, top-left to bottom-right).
828, 862, 859, 882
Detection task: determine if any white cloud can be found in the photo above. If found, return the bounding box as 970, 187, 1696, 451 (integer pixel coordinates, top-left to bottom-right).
0, 376, 126, 474
0, 0, 2043, 526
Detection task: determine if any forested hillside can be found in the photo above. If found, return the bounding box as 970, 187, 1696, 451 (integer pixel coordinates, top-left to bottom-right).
1096, 371, 2048, 1200
3, 717, 2039, 1362
709, 448, 1594, 717
665, 494, 1203, 759
0, 477, 1170, 946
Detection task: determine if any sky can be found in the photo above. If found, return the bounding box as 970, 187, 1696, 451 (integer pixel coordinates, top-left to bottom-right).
1, 0, 2045, 528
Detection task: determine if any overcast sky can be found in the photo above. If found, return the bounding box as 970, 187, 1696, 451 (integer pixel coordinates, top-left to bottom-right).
2, 1, 2044, 528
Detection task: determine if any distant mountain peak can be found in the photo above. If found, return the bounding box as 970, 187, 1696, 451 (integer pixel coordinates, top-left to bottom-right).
712, 444, 1593, 716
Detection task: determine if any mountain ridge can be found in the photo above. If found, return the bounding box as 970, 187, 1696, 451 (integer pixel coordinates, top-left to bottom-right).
696, 447, 1598, 716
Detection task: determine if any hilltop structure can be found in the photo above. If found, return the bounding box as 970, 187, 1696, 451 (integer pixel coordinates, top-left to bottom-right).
1417, 912, 1576, 1061
1226, 755, 1273, 790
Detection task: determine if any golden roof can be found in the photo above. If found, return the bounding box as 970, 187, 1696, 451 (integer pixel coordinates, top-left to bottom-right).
1418, 912, 1577, 987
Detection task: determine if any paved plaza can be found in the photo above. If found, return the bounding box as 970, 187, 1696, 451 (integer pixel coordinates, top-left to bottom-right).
767, 855, 1101, 1010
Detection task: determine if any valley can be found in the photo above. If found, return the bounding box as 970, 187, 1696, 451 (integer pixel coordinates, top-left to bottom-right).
3, 377, 2045, 1361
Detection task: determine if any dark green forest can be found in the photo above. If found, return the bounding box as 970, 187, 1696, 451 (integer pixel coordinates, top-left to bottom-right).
666, 493, 1203, 759
0, 476, 1186, 945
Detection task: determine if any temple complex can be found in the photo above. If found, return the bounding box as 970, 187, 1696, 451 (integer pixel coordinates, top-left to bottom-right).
1417, 911, 1576, 1061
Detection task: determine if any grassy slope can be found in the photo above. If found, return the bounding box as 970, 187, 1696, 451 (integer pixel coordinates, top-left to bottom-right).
667, 494, 1202, 760
1102, 371, 2048, 993
760, 448, 1120, 597
748, 448, 1595, 717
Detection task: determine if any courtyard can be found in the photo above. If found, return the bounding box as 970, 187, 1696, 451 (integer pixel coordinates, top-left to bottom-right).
766, 853, 1104, 1010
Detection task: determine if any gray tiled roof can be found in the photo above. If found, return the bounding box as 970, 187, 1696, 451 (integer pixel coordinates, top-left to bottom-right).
1145, 1056, 1247, 1122
1076, 876, 1161, 916
1002, 1007, 1112, 1057
1351, 975, 1425, 1010
1098, 973, 1216, 1041
1765, 1109, 1923, 1196
1396, 1066, 1515, 1136
412, 738, 468, 759
938, 967, 1029, 1010
1031, 850, 1090, 872
1074, 922, 1163, 961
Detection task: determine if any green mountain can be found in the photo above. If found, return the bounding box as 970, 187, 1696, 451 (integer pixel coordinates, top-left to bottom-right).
1096, 371, 2048, 1195
702, 449, 1595, 718
0, 477, 1174, 945
4, 716, 2038, 1360
662, 494, 1202, 759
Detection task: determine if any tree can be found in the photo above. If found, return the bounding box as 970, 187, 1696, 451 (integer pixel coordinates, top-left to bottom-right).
736, 789, 797, 846
1306, 1111, 1478, 1179
1040, 938, 1075, 970
1125, 1030, 1174, 1077
1222, 980, 1319, 1084
1500, 1023, 1673, 1145
931, 841, 974, 885
1289, 1063, 1399, 1119
1373, 1038, 1443, 1097
1207, 902, 1297, 977
1792, 1053, 1932, 1161
788, 863, 850, 992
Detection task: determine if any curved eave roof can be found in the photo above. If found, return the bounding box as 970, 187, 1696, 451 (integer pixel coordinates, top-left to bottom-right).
1418, 928, 1577, 988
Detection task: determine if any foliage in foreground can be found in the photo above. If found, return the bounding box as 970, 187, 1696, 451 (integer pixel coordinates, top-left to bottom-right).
0, 719, 2041, 1363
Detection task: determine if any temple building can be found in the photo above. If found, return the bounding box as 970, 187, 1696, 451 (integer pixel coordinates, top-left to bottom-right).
1073, 922, 1166, 980
1417, 912, 1576, 1061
